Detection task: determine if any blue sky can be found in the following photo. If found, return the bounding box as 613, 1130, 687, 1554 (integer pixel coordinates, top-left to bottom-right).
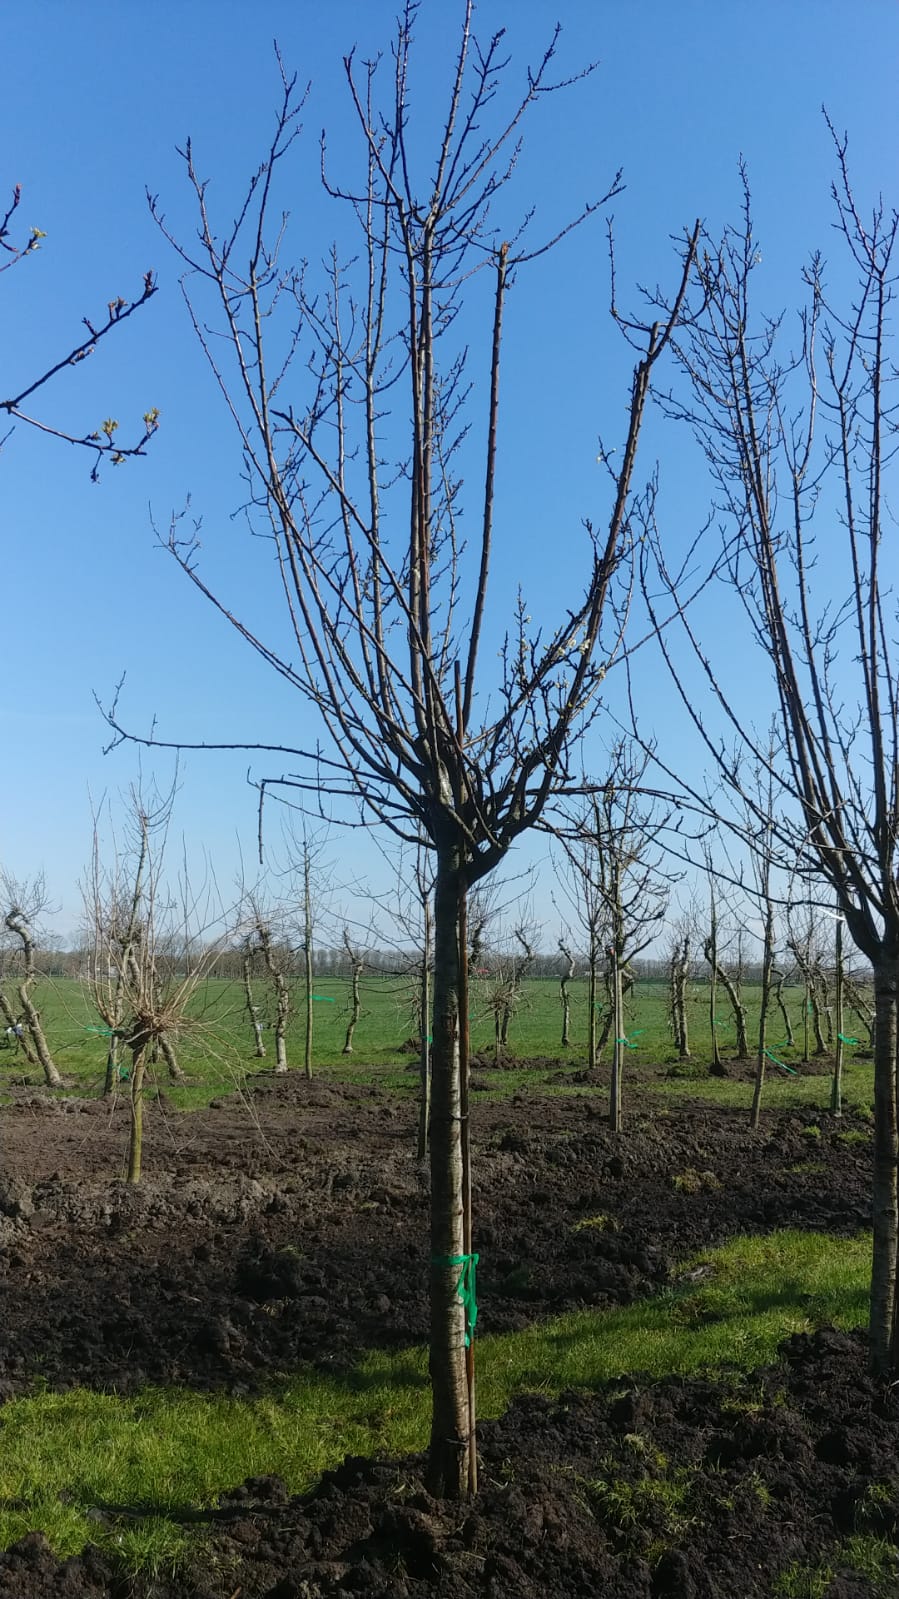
2, 2, 897, 942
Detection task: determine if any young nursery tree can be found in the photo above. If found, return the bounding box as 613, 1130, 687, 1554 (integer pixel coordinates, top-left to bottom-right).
556, 740, 671, 1129
85, 782, 225, 1181
644, 141, 899, 1373
108, 10, 698, 1493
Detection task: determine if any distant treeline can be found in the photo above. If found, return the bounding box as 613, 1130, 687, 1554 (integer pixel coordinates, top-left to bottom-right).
29, 945, 872, 986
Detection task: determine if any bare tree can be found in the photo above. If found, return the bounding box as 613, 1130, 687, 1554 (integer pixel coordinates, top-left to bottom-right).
557, 741, 671, 1129
85, 783, 225, 1181
1, 875, 62, 1087
108, 13, 698, 1494
484, 923, 538, 1061
643, 140, 899, 1372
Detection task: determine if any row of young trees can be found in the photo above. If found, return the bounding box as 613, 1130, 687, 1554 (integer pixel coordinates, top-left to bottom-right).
9, 3, 898, 1501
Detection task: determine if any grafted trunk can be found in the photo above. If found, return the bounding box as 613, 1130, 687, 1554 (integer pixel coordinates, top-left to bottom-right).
427, 842, 471, 1499
869, 957, 899, 1377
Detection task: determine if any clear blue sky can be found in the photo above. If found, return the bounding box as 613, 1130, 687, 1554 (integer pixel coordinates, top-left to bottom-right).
2, 2, 897, 941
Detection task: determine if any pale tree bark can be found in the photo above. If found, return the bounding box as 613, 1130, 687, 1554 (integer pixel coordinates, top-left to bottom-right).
2, 884, 62, 1088
256, 925, 290, 1074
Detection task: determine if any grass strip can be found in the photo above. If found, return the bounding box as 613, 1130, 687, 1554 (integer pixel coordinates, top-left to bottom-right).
0, 1229, 871, 1570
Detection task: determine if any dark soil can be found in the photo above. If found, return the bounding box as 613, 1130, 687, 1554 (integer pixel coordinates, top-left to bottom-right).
0, 1065, 891, 1596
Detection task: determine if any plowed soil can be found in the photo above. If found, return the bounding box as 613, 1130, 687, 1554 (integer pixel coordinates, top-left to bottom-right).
0, 1064, 892, 1597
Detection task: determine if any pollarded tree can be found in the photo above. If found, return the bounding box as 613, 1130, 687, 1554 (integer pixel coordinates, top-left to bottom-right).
85, 781, 226, 1181
108, 10, 697, 1494
643, 140, 899, 1373
0, 874, 61, 1087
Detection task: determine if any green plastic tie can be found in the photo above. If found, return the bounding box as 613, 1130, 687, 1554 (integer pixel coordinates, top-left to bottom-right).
432, 1252, 479, 1347
765, 1047, 797, 1076
616, 1029, 644, 1050
312, 995, 336, 1003
837, 1033, 859, 1045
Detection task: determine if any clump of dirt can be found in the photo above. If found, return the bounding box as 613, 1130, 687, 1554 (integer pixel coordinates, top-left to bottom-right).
1, 1328, 896, 1597
0, 1078, 872, 1396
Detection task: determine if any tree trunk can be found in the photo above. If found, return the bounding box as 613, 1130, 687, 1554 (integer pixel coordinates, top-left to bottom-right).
609, 947, 624, 1133
427, 842, 471, 1499
831, 916, 844, 1118
587, 952, 598, 1071
705, 939, 748, 1058
304, 862, 314, 1080
869, 956, 899, 1376
17, 981, 61, 1087
127, 1042, 148, 1184
750, 905, 774, 1131
559, 944, 574, 1049
811, 984, 827, 1056
0, 991, 38, 1067
159, 1033, 184, 1083
273, 971, 289, 1073
773, 969, 794, 1047
243, 954, 266, 1058
343, 956, 362, 1054
103, 1033, 119, 1096
418, 897, 432, 1161
707, 884, 722, 1073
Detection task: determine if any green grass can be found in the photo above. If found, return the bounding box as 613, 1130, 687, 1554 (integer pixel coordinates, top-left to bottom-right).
3, 975, 875, 1118
0, 1229, 871, 1571
775, 1537, 899, 1598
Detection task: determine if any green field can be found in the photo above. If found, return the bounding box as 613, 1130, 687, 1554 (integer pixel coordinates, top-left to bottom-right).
1, 973, 872, 1113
